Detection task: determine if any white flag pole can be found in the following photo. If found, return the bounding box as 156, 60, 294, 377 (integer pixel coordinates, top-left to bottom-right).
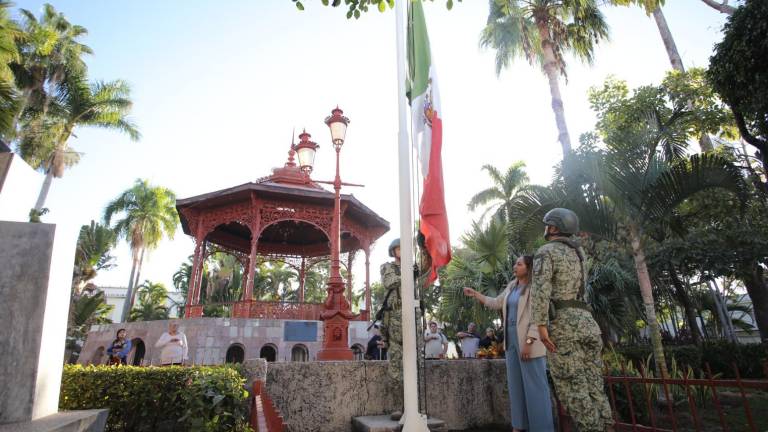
395, 0, 430, 430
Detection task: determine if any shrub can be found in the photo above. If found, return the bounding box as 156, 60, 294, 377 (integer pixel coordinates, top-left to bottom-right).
614, 342, 768, 378
60, 365, 252, 432
700, 341, 768, 378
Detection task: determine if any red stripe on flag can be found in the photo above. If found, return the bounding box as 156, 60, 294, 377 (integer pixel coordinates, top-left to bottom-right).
419, 114, 451, 285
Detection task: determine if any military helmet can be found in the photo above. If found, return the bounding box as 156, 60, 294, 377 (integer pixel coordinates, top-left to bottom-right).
543, 208, 579, 235
388, 238, 400, 257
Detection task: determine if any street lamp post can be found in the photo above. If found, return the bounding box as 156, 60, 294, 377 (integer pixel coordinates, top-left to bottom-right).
317, 107, 356, 361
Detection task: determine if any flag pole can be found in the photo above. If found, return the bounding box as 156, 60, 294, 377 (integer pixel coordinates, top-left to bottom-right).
395, 0, 430, 430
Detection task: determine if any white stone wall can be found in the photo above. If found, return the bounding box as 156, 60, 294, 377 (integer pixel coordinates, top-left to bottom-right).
80, 318, 371, 366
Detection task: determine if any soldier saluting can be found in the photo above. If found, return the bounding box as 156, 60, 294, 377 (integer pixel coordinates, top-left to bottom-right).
530, 208, 613, 432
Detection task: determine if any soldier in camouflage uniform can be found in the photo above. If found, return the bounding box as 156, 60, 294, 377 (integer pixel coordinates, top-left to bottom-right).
380, 238, 405, 420
530, 208, 613, 432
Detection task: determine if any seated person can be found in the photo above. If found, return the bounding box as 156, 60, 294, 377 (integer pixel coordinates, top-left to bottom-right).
479, 327, 500, 349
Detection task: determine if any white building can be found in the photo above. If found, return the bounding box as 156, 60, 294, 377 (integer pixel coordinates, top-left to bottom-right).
101, 286, 186, 323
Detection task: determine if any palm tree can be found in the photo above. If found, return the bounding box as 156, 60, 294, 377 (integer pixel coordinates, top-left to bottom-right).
66, 220, 116, 362
129, 280, 170, 322
20, 76, 139, 214
436, 218, 512, 337
0, 2, 20, 136
205, 252, 244, 304
264, 262, 296, 301
104, 179, 179, 322
65, 290, 113, 363
584, 113, 745, 376
72, 220, 116, 294
480, 0, 609, 156
468, 162, 529, 223
10, 3, 91, 127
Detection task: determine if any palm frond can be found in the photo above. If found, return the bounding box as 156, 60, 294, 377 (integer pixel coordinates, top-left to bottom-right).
642, 153, 748, 222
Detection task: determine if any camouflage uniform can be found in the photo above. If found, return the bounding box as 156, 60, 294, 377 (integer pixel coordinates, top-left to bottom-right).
531, 240, 613, 432
380, 261, 404, 410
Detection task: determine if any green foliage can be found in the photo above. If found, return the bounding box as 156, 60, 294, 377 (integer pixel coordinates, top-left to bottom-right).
480, 0, 609, 78
708, 0, 768, 167
60, 365, 253, 432
292, 0, 459, 18
72, 220, 117, 293
467, 161, 529, 225
614, 342, 768, 378
129, 280, 170, 322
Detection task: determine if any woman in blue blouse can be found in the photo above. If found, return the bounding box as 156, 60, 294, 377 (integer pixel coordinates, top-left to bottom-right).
464, 256, 554, 432
106, 328, 132, 365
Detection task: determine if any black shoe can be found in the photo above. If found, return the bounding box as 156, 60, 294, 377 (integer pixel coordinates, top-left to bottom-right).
389, 411, 402, 421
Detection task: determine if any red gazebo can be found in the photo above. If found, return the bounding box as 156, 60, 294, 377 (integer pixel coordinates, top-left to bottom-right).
176, 135, 389, 333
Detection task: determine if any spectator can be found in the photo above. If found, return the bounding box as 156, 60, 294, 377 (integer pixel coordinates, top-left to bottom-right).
155, 321, 188, 366
424, 321, 448, 359
479, 327, 500, 349
106, 328, 132, 365
365, 325, 387, 360
456, 322, 481, 358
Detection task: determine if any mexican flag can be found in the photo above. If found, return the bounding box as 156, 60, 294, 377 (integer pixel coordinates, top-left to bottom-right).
408, 0, 451, 285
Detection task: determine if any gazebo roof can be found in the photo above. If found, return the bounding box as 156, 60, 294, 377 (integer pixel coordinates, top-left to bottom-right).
176, 147, 389, 258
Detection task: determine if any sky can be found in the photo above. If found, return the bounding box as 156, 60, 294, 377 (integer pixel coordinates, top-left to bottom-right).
14, 0, 730, 302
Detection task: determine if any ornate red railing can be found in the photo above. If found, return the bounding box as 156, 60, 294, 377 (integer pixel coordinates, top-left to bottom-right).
185, 300, 369, 321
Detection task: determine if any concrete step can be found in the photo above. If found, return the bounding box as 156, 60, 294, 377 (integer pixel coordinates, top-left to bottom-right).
0, 410, 108, 432
352, 415, 446, 432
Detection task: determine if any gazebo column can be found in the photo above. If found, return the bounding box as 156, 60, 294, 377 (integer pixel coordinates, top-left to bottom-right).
186, 237, 207, 318
364, 246, 371, 313
346, 251, 355, 303
185, 239, 202, 315
241, 256, 250, 296
298, 258, 306, 303
244, 206, 262, 304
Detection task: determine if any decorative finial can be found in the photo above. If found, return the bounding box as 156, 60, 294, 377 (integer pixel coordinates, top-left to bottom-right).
286, 127, 297, 167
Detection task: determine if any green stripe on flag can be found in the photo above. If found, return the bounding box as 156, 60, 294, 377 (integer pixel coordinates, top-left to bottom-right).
407, 0, 431, 103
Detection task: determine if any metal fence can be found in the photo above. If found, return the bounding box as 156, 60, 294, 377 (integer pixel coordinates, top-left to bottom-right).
556, 362, 768, 432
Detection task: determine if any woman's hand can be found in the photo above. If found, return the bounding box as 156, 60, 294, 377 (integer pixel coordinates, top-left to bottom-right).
462, 287, 477, 298
538, 325, 557, 353
520, 343, 532, 361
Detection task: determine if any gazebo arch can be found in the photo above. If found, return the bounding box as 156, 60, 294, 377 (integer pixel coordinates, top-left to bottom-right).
177, 142, 389, 337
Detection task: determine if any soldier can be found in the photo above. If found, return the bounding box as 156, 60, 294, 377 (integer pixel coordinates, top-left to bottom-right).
530, 208, 613, 432
380, 238, 405, 421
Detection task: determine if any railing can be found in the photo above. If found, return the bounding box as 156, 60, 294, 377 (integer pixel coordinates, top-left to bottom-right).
186, 300, 369, 321
251, 380, 286, 432
555, 362, 768, 432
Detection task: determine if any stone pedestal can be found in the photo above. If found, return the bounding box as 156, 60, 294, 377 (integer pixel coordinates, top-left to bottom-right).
352, 415, 445, 432
0, 221, 78, 424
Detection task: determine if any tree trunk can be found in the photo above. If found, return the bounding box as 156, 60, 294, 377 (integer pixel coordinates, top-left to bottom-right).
668, 269, 703, 345
34, 170, 54, 212
697, 308, 710, 339
535, 19, 572, 156
652, 8, 685, 72
739, 262, 768, 342
707, 279, 736, 342
133, 247, 146, 292
629, 223, 670, 378
120, 251, 140, 322
699, 0, 736, 14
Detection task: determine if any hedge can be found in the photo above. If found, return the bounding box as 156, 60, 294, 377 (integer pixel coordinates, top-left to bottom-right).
614, 342, 768, 378
60, 365, 253, 432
